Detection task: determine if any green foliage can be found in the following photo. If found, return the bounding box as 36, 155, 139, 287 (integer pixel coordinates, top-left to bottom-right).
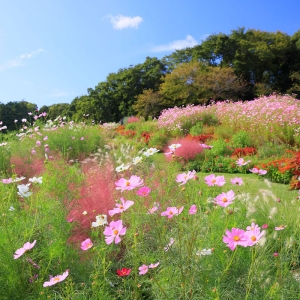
189, 122, 203, 136
209, 139, 232, 157
147, 132, 169, 150
231, 130, 254, 148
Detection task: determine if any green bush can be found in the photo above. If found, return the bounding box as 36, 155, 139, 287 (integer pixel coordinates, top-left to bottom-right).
189, 122, 203, 136
231, 130, 254, 148
209, 139, 232, 157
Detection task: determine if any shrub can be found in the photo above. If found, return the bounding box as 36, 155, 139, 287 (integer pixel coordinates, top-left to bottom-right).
209, 139, 232, 157
231, 130, 254, 148
189, 122, 203, 136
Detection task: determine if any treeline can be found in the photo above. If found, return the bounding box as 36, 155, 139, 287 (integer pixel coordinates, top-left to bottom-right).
2, 28, 300, 127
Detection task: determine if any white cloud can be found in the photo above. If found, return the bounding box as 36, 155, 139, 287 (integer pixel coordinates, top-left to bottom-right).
151, 35, 198, 53
0, 49, 44, 71
106, 14, 143, 30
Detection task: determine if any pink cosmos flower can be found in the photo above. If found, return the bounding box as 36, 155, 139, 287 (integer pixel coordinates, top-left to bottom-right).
262, 224, 268, 229
136, 186, 151, 196
223, 228, 249, 250
36, 141, 41, 146
115, 175, 144, 192
204, 174, 226, 186
80, 137, 84, 140
43, 136, 48, 141
275, 225, 285, 231
258, 169, 267, 175
31, 149, 36, 155
43, 270, 69, 287
249, 167, 267, 175
231, 177, 243, 186
189, 204, 197, 215
214, 190, 235, 207
199, 143, 213, 149
103, 220, 127, 244
176, 170, 196, 185
13, 240, 37, 259
108, 197, 134, 216
138, 264, 149, 275
2, 178, 13, 184
147, 206, 158, 214
161, 206, 184, 218
149, 262, 160, 269
81, 238, 93, 251
236, 158, 251, 166
245, 223, 265, 246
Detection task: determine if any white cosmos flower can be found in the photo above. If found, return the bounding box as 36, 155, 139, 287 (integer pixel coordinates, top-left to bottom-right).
143, 148, 159, 157
132, 156, 143, 165
115, 163, 130, 172
29, 176, 43, 184
17, 184, 32, 197
91, 214, 108, 227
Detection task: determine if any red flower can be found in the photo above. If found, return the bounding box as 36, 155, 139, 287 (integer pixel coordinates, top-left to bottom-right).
117, 268, 132, 277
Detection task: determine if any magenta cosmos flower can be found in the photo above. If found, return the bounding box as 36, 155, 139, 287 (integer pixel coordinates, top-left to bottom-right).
223, 228, 249, 250
245, 223, 265, 246
43, 270, 69, 287
236, 158, 251, 166
115, 175, 144, 192
204, 174, 226, 186
189, 204, 197, 215
81, 238, 93, 251
214, 190, 235, 207
176, 170, 196, 186
136, 186, 151, 196
108, 197, 134, 216
161, 206, 184, 219
13, 240, 36, 259
103, 220, 127, 244
231, 177, 243, 186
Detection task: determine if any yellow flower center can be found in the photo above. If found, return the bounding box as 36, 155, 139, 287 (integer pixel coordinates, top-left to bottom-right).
222, 198, 228, 202
53, 277, 60, 282
212, 179, 216, 183
113, 229, 119, 235
126, 181, 130, 186
251, 236, 256, 241
233, 236, 240, 241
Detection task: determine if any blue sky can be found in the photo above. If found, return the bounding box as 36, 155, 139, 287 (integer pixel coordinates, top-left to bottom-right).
1, 0, 299, 109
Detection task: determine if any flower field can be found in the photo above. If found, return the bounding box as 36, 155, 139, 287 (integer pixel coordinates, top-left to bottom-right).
1, 95, 300, 299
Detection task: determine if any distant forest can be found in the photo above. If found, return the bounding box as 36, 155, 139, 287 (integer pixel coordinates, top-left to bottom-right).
1, 28, 300, 129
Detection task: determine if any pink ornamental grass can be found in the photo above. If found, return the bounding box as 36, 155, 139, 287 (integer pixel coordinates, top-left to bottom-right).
136, 186, 151, 196
108, 197, 134, 216
176, 170, 196, 185
43, 270, 69, 287
81, 238, 93, 251
214, 190, 235, 207
223, 228, 249, 250
115, 175, 144, 192
204, 174, 226, 186
103, 220, 127, 244
161, 206, 184, 218
13, 240, 36, 259
165, 139, 204, 162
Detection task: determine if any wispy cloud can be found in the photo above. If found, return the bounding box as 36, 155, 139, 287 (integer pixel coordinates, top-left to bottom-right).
0, 49, 44, 71
151, 35, 198, 52
106, 14, 143, 30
